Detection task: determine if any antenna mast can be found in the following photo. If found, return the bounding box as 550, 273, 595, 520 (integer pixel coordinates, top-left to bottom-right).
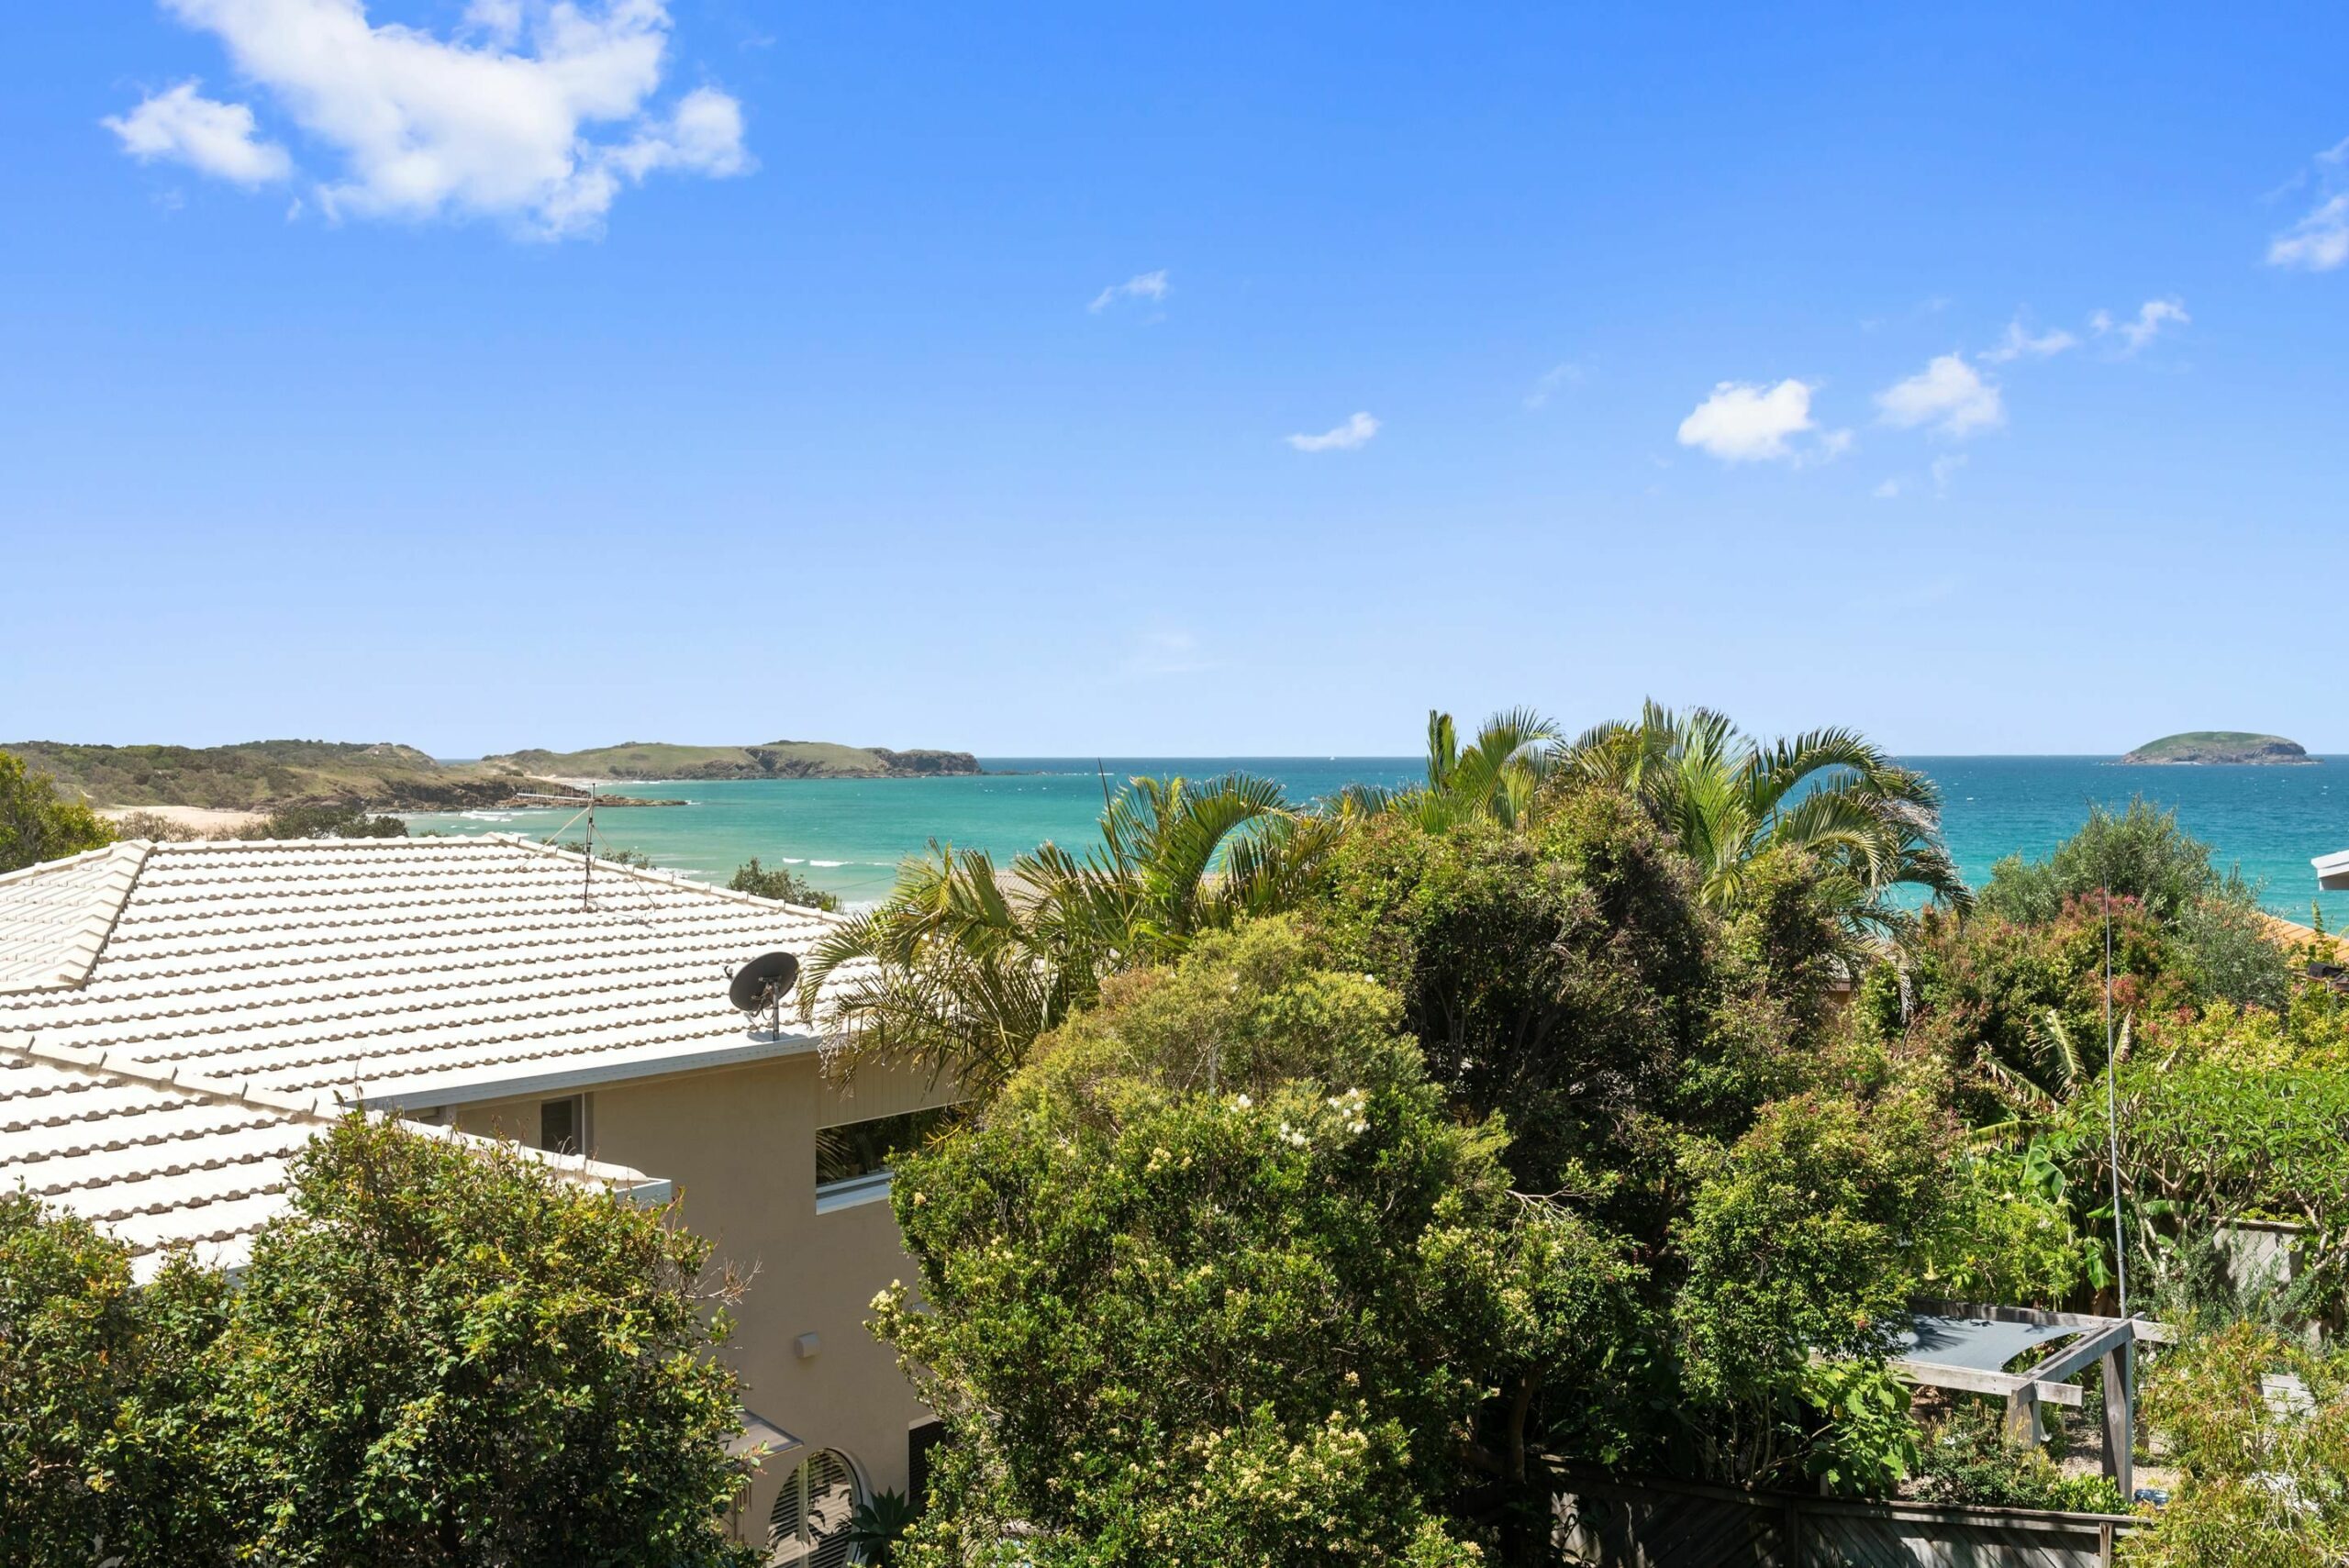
2102, 879, 2127, 1318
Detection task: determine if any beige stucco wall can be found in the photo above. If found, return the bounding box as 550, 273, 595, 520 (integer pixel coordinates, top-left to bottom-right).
444, 1049, 957, 1550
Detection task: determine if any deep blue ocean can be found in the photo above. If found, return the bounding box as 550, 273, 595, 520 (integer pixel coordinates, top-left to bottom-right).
406, 756, 2349, 920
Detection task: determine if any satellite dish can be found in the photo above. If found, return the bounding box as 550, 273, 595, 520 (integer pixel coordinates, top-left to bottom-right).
729, 951, 801, 1016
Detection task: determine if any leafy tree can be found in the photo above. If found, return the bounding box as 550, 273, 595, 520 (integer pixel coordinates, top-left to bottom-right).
0, 751, 116, 873
1670, 1086, 1952, 1485
239, 801, 407, 840
1311, 786, 1852, 1219
1341, 707, 1564, 832
210, 1118, 757, 1568
874, 920, 1631, 1566
2124, 1324, 2349, 1567
1873, 893, 2192, 1125
1976, 798, 2290, 1007
1311, 790, 1727, 1213
802, 773, 1344, 1097
0, 1195, 233, 1567
1981, 796, 2244, 927
728, 856, 841, 910
1565, 701, 1969, 942
1915, 1141, 2093, 1307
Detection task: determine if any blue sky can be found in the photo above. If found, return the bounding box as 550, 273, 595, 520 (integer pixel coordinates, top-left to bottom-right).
6, 2, 2346, 757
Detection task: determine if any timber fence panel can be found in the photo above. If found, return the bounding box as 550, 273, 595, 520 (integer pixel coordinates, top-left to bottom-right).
1551, 1467, 2132, 1568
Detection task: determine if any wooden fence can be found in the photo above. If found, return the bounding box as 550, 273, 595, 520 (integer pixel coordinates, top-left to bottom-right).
1552, 1467, 2136, 1568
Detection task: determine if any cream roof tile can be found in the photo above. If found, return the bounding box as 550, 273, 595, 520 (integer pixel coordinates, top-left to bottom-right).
0, 835, 838, 1273
0, 835, 857, 1105
1, 1035, 669, 1279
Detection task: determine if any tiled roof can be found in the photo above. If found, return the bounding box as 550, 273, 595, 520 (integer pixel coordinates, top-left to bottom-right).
0, 835, 852, 1108
0, 841, 150, 994
0, 1034, 666, 1279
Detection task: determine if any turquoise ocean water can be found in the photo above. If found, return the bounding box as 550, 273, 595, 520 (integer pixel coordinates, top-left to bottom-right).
406, 757, 2349, 921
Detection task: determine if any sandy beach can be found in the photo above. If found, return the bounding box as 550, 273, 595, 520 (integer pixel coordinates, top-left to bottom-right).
99, 804, 265, 837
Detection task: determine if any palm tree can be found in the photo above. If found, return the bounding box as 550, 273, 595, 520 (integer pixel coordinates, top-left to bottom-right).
1568, 701, 1971, 940
1341, 707, 1563, 831
799, 773, 1346, 1098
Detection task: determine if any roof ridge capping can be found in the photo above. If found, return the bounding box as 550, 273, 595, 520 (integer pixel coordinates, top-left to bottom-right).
485, 832, 850, 921
0, 840, 152, 994
2, 1032, 671, 1207
0, 839, 149, 888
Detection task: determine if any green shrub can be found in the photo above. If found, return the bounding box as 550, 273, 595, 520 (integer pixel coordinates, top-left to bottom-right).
2123, 1324, 2349, 1566
0, 752, 115, 872
0, 1195, 233, 1565
876, 919, 1634, 1566
0, 1121, 757, 1568
1911, 1400, 2125, 1514
239, 802, 407, 840
728, 856, 841, 910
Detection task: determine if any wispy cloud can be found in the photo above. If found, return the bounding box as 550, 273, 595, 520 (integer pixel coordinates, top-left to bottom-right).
2090, 297, 2188, 354
1873, 476, 1905, 500
106, 0, 750, 239
1980, 317, 2078, 363
1876, 353, 2003, 439
1089, 269, 1170, 313
1286, 412, 1380, 452
1523, 361, 1585, 409
2272, 197, 2349, 272
103, 81, 291, 185
2269, 138, 2349, 271
1930, 453, 1968, 495
1675, 378, 1841, 463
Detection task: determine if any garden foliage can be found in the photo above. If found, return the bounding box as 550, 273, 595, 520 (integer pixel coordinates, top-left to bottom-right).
0, 1119, 756, 1568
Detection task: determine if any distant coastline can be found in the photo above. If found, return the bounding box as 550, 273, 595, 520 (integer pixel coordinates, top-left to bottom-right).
6, 737, 980, 815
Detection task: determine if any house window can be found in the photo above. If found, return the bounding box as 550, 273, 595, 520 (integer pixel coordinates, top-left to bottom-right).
539, 1095, 584, 1154
814, 1106, 953, 1212
767, 1448, 860, 1568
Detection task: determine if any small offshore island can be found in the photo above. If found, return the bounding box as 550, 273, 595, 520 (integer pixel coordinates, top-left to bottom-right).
2117, 730, 2316, 765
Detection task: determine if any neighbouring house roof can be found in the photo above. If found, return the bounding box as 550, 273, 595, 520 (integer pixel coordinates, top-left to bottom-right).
2317, 850, 2349, 893
0, 1031, 668, 1280
2260, 912, 2349, 964
0, 835, 855, 1110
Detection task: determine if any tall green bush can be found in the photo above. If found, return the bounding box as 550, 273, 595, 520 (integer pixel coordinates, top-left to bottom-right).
875, 920, 1633, 1566
0, 1121, 757, 1568
0, 752, 115, 873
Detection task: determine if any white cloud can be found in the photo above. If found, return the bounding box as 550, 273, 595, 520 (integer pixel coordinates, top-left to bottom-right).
117, 0, 750, 239
1286, 412, 1380, 452
1089, 269, 1169, 313
1675, 378, 1820, 462
2269, 139, 2349, 271
2090, 297, 2188, 353
103, 81, 291, 185
1876, 353, 2004, 439
1980, 318, 2078, 363
1523, 361, 1585, 409
1930, 453, 1967, 495
1872, 477, 1905, 499
2271, 196, 2349, 271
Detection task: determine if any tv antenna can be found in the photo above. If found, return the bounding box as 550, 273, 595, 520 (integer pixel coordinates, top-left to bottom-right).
728, 951, 802, 1038
516, 784, 600, 909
